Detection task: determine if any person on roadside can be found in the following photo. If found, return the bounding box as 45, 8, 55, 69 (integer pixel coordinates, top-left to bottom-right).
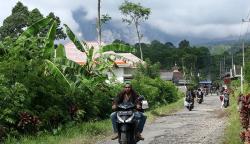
110, 83, 147, 140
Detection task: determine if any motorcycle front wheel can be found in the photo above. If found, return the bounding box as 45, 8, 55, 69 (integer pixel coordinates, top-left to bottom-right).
120, 132, 127, 144
120, 132, 136, 144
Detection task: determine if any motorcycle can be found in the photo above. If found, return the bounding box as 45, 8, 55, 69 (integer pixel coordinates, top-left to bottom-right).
197, 91, 203, 104
223, 93, 229, 108
197, 97, 202, 104
184, 96, 194, 111
115, 96, 148, 144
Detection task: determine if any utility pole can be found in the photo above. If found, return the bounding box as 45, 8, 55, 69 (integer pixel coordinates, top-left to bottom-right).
231, 43, 234, 76
242, 18, 250, 68
223, 55, 226, 74
220, 60, 222, 78
182, 58, 185, 77
240, 18, 250, 93
97, 0, 101, 47
242, 41, 245, 68
241, 66, 243, 93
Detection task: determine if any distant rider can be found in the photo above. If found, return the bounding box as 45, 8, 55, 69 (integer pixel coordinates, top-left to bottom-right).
196, 88, 204, 102
186, 88, 196, 106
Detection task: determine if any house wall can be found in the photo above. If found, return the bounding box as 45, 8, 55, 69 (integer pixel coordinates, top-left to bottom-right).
107, 67, 125, 83
107, 67, 137, 83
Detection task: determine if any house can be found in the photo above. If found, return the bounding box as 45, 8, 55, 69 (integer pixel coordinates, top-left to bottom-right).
160, 70, 173, 81
160, 65, 188, 93
64, 41, 143, 83
160, 64, 185, 85
171, 64, 185, 85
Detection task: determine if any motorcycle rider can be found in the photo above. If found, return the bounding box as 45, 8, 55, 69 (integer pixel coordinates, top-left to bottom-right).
110, 83, 147, 140
223, 87, 230, 106
185, 87, 196, 107
196, 88, 204, 102
186, 88, 195, 105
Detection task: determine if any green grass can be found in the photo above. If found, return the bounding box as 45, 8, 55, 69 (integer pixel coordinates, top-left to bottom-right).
5, 120, 113, 144
6, 97, 184, 144
146, 98, 184, 123
223, 94, 242, 144
222, 83, 250, 144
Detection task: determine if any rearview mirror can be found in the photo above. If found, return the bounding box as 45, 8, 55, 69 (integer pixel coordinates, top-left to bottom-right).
142, 100, 149, 109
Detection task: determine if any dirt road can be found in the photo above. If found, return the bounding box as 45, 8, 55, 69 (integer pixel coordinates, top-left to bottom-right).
97, 94, 227, 144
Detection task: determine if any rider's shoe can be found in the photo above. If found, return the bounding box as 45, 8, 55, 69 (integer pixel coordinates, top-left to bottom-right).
111, 133, 118, 140
136, 133, 144, 140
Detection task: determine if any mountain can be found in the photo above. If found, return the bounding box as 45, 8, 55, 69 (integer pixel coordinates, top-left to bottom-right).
72, 8, 242, 47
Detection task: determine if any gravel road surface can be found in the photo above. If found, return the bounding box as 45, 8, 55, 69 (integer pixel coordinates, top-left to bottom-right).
97, 94, 227, 144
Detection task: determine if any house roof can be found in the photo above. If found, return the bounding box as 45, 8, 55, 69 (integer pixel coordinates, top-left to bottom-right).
199, 80, 212, 84
173, 71, 183, 80
160, 71, 173, 81
64, 41, 143, 68
65, 42, 87, 63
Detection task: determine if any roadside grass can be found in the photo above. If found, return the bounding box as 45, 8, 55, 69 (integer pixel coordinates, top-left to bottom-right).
146, 98, 184, 123
223, 93, 242, 144
6, 95, 184, 144
223, 83, 250, 144
5, 120, 113, 144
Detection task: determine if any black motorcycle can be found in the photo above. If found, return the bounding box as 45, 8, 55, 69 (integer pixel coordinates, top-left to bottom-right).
185, 96, 194, 111
115, 96, 147, 144
116, 102, 138, 144
223, 93, 229, 108
197, 91, 203, 104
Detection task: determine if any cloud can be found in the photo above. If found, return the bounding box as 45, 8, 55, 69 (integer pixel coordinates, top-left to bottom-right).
1, 0, 250, 43
0, 1, 18, 25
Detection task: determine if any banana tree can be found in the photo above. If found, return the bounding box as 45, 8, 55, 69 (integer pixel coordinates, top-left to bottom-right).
64, 24, 135, 78
18, 17, 135, 94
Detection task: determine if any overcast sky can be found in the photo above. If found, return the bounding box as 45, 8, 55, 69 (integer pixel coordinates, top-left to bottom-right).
1, 0, 250, 42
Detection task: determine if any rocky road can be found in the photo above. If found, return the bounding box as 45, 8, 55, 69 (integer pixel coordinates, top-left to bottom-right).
97, 94, 227, 144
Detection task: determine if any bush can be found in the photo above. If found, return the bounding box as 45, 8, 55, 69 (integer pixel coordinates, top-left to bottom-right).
131, 75, 180, 108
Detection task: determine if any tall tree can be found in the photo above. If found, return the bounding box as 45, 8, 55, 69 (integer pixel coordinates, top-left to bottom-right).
178, 39, 190, 49
0, 2, 29, 40
47, 12, 66, 40
119, 0, 151, 60
0, 2, 66, 41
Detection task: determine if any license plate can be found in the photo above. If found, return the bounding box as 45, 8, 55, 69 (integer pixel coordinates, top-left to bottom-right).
118, 111, 133, 116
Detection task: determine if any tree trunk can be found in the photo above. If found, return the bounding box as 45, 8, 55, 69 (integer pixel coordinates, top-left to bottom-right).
135, 23, 143, 60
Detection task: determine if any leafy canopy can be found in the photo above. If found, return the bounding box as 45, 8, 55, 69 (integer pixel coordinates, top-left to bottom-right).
119, 1, 151, 25
0, 2, 66, 41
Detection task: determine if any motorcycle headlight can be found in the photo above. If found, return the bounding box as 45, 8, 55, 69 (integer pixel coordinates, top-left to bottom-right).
117, 114, 124, 123
125, 113, 135, 123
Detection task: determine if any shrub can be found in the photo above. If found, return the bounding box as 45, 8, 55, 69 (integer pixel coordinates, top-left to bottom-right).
17, 112, 41, 134
132, 75, 180, 108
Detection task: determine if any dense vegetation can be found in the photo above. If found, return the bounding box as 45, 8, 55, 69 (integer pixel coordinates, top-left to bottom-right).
3, 1, 250, 143
112, 39, 223, 81
0, 3, 181, 142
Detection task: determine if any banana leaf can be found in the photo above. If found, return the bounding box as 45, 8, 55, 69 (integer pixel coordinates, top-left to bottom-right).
16, 18, 53, 44
56, 44, 66, 58
45, 59, 71, 88
44, 21, 57, 58
64, 24, 85, 52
